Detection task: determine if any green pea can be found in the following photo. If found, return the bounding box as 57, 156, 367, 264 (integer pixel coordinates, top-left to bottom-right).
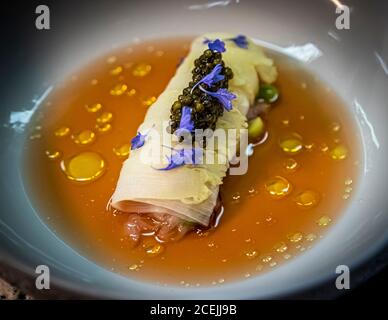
248, 117, 265, 139
258, 84, 279, 103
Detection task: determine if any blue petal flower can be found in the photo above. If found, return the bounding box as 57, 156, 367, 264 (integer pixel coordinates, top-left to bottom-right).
207, 39, 226, 53
157, 148, 203, 171
229, 35, 248, 49
191, 64, 225, 92
130, 132, 147, 150
175, 106, 194, 136
199, 86, 236, 111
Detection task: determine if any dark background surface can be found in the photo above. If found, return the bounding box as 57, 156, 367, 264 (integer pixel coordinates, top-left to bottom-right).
0, 0, 386, 300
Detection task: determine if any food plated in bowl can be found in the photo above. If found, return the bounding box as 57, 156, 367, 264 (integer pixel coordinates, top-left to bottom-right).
23, 33, 361, 286
1, 0, 387, 299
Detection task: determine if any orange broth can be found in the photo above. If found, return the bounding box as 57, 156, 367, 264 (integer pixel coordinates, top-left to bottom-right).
23, 37, 361, 286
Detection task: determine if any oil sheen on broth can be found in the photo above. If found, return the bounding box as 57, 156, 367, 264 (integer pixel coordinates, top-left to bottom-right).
23, 38, 361, 286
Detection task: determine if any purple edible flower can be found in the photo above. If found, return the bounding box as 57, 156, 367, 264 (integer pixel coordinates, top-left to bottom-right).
130, 132, 147, 150
228, 35, 248, 49
207, 39, 226, 53
175, 106, 194, 136
191, 64, 225, 92
157, 147, 203, 171
199, 86, 236, 111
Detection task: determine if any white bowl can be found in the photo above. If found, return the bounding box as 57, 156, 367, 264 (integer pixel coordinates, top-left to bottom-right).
0, 0, 387, 299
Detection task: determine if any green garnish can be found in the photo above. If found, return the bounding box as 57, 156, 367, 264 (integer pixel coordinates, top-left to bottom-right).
258, 84, 279, 103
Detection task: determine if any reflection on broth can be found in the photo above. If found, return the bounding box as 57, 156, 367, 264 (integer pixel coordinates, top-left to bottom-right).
23, 37, 361, 286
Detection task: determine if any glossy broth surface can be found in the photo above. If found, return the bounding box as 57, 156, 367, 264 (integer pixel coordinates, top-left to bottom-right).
23, 38, 361, 286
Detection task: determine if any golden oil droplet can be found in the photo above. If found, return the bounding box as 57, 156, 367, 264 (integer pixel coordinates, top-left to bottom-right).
60, 152, 105, 182
29, 133, 41, 140
284, 158, 299, 171
317, 216, 331, 227
301, 82, 307, 89
127, 88, 136, 97
142, 96, 157, 107
269, 261, 277, 267
245, 249, 258, 259
279, 133, 303, 155
232, 192, 241, 201
96, 111, 113, 124
294, 190, 320, 208
256, 264, 263, 271
343, 193, 350, 200
304, 143, 314, 151
113, 144, 130, 157
144, 243, 164, 257
207, 241, 215, 248
106, 56, 117, 64
247, 187, 257, 196
345, 178, 353, 186
265, 176, 292, 199
85, 103, 102, 113
305, 233, 317, 242
110, 83, 128, 96
274, 242, 288, 253
344, 186, 353, 193
95, 123, 112, 133
261, 255, 272, 264
218, 278, 225, 284
72, 130, 96, 145
282, 119, 290, 126
283, 254, 292, 260
232, 194, 240, 200
287, 232, 303, 243
330, 145, 348, 160
91, 79, 98, 85
110, 66, 123, 76
265, 215, 275, 224
128, 264, 140, 271
54, 126, 70, 137
155, 50, 164, 57
45, 150, 61, 160
331, 122, 341, 132
320, 143, 329, 153
132, 63, 152, 77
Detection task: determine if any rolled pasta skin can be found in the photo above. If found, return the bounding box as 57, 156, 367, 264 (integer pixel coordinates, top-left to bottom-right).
111, 33, 277, 225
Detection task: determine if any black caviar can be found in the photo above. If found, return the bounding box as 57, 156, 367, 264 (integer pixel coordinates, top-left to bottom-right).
169, 49, 233, 134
